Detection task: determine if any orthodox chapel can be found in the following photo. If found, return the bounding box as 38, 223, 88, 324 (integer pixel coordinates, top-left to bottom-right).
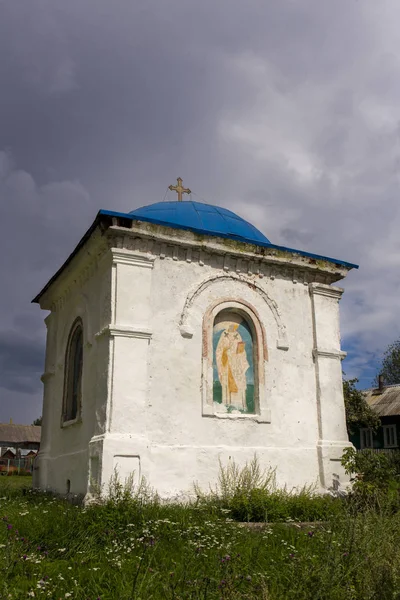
32, 179, 358, 499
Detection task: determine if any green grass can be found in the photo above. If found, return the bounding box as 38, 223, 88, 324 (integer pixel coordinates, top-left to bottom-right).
0, 475, 32, 492
1, 477, 400, 599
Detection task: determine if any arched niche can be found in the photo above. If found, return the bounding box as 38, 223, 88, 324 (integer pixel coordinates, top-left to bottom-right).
202, 299, 271, 423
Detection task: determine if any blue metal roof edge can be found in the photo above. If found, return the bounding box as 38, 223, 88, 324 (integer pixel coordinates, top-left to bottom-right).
32, 208, 358, 304
99, 209, 359, 270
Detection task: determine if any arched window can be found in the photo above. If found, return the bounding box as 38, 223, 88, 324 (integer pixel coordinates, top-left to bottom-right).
62, 319, 83, 423
212, 309, 257, 415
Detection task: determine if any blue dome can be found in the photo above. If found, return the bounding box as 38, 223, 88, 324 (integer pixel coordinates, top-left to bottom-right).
129, 201, 271, 245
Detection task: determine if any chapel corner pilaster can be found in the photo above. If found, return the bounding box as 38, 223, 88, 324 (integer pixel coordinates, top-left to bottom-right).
100, 248, 154, 438
309, 275, 350, 489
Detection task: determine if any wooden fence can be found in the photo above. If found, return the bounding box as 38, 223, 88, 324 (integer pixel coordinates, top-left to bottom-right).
0, 456, 35, 475
356, 448, 400, 455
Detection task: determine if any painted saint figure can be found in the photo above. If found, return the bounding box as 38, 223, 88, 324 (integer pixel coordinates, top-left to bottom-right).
215, 323, 250, 409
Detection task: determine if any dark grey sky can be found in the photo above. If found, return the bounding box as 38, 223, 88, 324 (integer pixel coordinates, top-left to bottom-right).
1, 0, 400, 423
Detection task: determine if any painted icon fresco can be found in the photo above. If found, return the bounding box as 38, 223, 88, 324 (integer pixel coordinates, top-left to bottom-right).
213, 312, 255, 414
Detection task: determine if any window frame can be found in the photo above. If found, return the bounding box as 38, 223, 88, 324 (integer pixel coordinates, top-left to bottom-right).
61, 318, 84, 427
360, 427, 374, 449
202, 299, 270, 423
382, 424, 397, 449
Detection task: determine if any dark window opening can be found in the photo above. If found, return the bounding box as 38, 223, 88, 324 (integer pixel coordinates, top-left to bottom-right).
63, 319, 83, 423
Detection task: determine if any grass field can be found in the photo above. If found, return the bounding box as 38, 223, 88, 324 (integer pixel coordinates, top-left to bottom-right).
0, 475, 32, 490
1, 474, 400, 600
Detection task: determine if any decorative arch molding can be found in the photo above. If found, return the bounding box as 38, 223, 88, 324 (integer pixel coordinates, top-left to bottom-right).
179, 273, 288, 350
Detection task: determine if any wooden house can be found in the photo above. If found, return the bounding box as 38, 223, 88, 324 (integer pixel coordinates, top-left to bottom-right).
351, 380, 400, 450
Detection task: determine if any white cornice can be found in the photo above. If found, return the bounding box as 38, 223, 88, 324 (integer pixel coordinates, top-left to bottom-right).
95, 325, 152, 340
309, 283, 344, 299
313, 348, 347, 360
107, 225, 351, 284
38, 222, 349, 314
110, 249, 154, 269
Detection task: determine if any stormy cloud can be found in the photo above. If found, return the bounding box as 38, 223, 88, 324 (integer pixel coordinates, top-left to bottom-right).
1, 0, 400, 421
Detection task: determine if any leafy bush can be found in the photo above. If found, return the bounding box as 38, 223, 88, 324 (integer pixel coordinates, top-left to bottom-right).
342, 448, 397, 486
343, 377, 380, 435
386, 450, 400, 474
342, 447, 400, 511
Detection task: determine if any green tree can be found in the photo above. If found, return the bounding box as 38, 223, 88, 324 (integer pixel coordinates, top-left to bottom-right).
32, 416, 42, 426
373, 339, 400, 386
343, 377, 380, 436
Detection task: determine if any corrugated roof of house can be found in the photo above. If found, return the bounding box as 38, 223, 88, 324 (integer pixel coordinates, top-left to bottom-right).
364, 384, 400, 417
0, 424, 41, 445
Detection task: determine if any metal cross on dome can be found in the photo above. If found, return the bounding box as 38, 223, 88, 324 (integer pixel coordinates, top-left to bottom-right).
168, 177, 191, 201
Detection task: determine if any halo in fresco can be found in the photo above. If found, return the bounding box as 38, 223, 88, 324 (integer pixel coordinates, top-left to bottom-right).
213, 312, 255, 414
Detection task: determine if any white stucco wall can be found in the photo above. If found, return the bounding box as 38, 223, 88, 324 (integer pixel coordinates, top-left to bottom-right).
34, 223, 353, 499
99, 250, 350, 498
34, 245, 111, 495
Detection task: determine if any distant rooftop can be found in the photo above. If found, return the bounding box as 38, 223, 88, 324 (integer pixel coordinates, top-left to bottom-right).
0, 424, 41, 446
364, 384, 400, 417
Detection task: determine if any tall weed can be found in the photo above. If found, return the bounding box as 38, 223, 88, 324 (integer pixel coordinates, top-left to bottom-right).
194, 454, 277, 503
195, 454, 340, 522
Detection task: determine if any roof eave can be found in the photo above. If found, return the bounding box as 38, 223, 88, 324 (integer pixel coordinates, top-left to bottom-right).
32, 208, 358, 305
100, 209, 358, 270
32, 212, 105, 305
